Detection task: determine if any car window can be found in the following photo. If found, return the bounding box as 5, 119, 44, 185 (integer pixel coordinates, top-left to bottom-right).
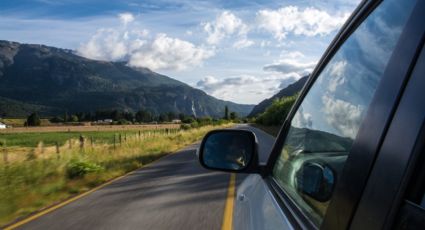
272, 0, 416, 226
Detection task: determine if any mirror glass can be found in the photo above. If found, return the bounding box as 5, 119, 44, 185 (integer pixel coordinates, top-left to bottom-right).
295, 162, 335, 202
201, 131, 255, 171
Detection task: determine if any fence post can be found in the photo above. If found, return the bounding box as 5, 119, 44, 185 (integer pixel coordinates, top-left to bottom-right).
55, 141, 60, 159
90, 137, 94, 148
124, 133, 127, 142
2, 140, 8, 164
113, 134, 116, 150
79, 134, 84, 151
40, 141, 44, 155
119, 134, 122, 145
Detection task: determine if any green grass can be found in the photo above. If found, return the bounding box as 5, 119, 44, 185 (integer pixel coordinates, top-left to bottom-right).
0, 124, 231, 227
0, 130, 174, 147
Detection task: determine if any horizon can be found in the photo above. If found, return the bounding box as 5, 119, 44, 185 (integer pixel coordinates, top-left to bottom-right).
0, 0, 360, 104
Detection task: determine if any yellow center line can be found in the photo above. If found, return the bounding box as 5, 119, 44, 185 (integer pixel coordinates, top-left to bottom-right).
4, 155, 168, 230
221, 173, 236, 230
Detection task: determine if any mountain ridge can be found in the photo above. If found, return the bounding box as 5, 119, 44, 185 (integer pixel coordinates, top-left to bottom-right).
248, 75, 308, 117
0, 40, 254, 117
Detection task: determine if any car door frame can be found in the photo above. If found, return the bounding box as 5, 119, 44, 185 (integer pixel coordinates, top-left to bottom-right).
257, 0, 425, 229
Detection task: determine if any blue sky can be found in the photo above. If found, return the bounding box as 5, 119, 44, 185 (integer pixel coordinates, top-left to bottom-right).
0, 0, 360, 104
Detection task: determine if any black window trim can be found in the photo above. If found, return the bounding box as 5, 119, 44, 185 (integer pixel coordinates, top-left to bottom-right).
260, 0, 425, 229
350, 24, 425, 229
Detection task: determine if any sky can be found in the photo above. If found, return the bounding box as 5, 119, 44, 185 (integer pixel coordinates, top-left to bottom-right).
0, 0, 360, 104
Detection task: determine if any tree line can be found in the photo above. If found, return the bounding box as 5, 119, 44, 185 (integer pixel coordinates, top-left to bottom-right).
25, 106, 241, 127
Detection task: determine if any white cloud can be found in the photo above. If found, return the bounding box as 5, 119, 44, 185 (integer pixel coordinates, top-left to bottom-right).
233, 38, 254, 49
203, 11, 249, 45
196, 74, 298, 104
264, 51, 316, 76
292, 106, 313, 128
119, 12, 135, 26
322, 94, 363, 139
256, 6, 350, 40
128, 33, 214, 71
77, 28, 128, 61
77, 16, 214, 71
328, 60, 347, 92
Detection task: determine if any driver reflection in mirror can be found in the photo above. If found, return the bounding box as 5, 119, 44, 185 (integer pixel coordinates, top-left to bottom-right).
203, 132, 251, 170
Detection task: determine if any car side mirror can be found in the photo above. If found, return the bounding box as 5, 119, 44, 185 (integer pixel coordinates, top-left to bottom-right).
198, 129, 259, 173
295, 162, 335, 202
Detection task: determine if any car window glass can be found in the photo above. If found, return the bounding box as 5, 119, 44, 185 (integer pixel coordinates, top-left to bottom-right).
272, 0, 416, 226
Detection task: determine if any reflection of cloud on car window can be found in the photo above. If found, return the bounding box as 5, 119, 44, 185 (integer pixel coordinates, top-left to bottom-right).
292, 106, 313, 129
321, 94, 363, 139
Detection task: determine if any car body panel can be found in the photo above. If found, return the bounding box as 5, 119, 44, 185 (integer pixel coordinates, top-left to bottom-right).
234, 174, 294, 230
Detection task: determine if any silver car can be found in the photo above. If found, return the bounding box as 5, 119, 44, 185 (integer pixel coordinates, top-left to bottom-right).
198, 0, 425, 229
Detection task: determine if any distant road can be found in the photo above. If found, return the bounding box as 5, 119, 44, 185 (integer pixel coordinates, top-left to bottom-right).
13, 124, 275, 230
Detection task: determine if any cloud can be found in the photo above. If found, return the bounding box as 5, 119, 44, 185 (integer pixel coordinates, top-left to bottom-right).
322, 94, 363, 139
328, 60, 347, 92
128, 33, 214, 71
233, 38, 254, 49
77, 28, 128, 61
263, 51, 316, 75
292, 106, 313, 128
119, 13, 135, 26
203, 11, 249, 45
256, 6, 350, 40
77, 13, 214, 71
196, 74, 298, 104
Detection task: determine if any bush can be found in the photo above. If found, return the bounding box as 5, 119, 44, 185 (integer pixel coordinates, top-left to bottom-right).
256, 95, 298, 126
66, 159, 104, 179
180, 124, 192, 130
26, 112, 41, 126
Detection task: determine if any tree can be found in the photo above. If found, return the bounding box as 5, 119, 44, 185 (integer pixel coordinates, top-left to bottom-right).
230, 112, 237, 120
69, 115, 79, 122
27, 112, 41, 126
135, 109, 153, 123
224, 105, 229, 120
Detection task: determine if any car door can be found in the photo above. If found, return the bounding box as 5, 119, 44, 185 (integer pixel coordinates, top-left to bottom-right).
234, 0, 421, 229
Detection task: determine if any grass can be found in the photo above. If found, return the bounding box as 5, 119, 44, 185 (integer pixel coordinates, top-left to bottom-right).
0, 124, 231, 226
1, 119, 51, 127
0, 129, 173, 147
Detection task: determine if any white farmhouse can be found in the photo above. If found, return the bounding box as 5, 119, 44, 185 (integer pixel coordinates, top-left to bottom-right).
0, 122, 6, 129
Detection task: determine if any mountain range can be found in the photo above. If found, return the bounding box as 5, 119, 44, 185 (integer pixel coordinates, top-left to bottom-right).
248, 75, 308, 117
0, 40, 254, 118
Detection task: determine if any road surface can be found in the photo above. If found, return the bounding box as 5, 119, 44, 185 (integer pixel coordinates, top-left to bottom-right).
14, 125, 275, 230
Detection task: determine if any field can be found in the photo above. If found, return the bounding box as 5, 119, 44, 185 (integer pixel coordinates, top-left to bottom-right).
0, 123, 232, 226
1, 118, 51, 127
0, 124, 180, 147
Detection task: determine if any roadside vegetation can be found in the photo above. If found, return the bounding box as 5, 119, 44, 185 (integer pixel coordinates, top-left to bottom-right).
0, 122, 232, 226
252, 94, 298, 136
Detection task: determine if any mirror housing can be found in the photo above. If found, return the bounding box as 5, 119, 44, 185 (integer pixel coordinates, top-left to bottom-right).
198, 129, 260, 173
295, 161, 335, 202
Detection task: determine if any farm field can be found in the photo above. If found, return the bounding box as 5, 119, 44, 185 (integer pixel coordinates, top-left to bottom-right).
0, 123, 232, 226
0, 124, 180, 147
0, 123, 180, 133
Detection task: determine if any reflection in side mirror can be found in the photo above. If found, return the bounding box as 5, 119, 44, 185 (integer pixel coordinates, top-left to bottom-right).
199, 129, 257, 172
295, 162, 335, 202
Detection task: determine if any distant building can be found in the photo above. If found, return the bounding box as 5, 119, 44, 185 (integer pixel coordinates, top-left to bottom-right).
0, 122, 6, 129
104, 119, 113, 123
172, 119, 181, 124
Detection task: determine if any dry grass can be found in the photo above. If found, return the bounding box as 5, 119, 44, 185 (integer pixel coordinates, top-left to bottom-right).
0, 124, 232, 227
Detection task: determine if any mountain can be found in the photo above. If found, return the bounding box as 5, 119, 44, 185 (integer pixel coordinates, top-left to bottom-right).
248, 75, 308, 117
0, 40, 254, 117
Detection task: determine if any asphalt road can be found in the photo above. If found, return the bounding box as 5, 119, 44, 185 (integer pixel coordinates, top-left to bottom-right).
16, 125, 275, 230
